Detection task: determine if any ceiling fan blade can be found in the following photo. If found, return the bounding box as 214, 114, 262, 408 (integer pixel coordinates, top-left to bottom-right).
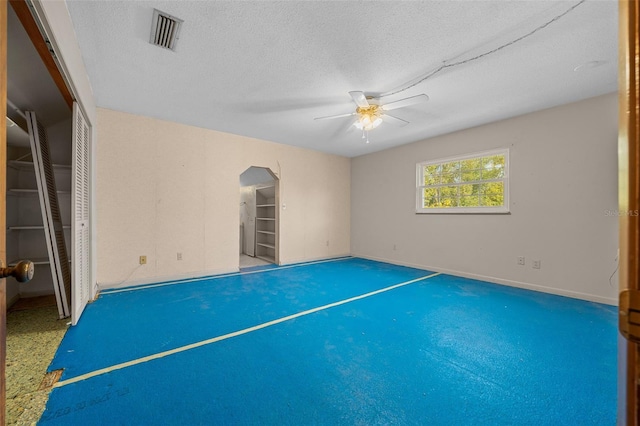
382, 113, 409, 127
314, 112, 356, 121
349, 91, 370, 108
381, 94, 429, 111
330, 118, 357, 138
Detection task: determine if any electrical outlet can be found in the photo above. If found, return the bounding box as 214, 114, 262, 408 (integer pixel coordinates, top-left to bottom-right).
326, 240, 329, 247
177, 252, 182, 261
533, 260, 541, 269
517, 256, 525, 266
139, 255, 147, 265
393, 244, 397, 251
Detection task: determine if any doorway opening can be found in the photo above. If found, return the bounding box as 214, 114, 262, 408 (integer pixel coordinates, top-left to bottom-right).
239, 166, 279, 269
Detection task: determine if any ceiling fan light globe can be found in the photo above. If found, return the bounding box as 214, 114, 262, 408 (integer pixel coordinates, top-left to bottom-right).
354, 113, 383, 131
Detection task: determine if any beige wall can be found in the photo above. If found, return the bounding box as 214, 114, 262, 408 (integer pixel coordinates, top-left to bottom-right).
351, 93, 618, 304
96, 108, 350, 288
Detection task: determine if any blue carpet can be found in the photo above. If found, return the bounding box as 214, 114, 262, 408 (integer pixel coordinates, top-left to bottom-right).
40, 258, 616, 425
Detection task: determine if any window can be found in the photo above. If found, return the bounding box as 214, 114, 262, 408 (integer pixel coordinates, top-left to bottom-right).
416, 149, 509, 214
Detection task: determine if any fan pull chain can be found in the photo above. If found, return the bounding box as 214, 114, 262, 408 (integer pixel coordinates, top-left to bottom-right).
361, 128, 370, 143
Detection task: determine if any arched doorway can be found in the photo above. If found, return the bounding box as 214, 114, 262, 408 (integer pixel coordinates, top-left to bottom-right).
239, 166, 279, 268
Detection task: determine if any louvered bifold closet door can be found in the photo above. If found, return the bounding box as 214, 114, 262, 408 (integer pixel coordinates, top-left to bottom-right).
26, 111, 71, 319
71, 103, 91, 325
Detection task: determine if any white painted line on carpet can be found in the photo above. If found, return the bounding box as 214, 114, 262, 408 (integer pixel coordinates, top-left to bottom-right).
101, 257, 353, 295
55, 272, 442, 388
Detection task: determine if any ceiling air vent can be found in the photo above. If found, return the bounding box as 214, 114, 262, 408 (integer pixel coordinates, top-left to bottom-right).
149, 9, 183, 51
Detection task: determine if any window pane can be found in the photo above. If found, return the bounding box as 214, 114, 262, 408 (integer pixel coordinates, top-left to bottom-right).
481, 155, 505, 179
425, 195, 448, 208
461, 158, 482, 171
481, 167, 504, 180
425, 164, 441, 175
460, 195, 480, 207
481, 193, 504, 206
459, 184, 474, 196
479, 182, 503, 195
439, 197, 457, 207
482, 155, 504, 168
423, 165, 441, 185
441, 161, 460, 174
422, 188, 438, 207
441, 172, 460, 184
417, 150, 508, 213
424, 173, 439, 185
440, 186, 458, 198
461, 170, 482, 182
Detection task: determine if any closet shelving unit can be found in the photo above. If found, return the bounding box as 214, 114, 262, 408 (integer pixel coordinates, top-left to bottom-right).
254, 183, 277, 263
6, 155, 71, 272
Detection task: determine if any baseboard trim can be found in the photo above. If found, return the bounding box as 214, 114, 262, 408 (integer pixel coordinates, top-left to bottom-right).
98, 254, 354, 291
97, 266, 239, 291
279, 253, 352, 267
353, 253, 618, 306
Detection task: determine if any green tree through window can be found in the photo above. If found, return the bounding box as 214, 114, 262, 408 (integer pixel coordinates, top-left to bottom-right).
417, 150, 509, 213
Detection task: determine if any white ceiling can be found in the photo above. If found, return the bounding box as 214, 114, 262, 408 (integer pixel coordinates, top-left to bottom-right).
65, 0, 617, 158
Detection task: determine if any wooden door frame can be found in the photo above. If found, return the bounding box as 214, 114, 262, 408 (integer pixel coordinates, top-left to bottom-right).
1, 0, 8, 422
619, 0, 640, 424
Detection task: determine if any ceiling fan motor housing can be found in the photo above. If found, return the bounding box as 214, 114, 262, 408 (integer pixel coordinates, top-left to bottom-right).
355, 105, 382, 130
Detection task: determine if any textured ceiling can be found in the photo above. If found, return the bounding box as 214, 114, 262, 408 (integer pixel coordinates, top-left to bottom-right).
65, 0, 617, 158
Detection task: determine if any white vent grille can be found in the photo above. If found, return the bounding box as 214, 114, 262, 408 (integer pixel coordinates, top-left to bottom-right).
150, 9, 183, 51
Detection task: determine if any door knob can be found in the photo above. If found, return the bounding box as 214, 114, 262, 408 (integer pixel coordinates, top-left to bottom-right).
0, 260, 35, 283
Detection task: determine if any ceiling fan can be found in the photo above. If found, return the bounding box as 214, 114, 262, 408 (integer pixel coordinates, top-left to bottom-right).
314, 91, 429, 141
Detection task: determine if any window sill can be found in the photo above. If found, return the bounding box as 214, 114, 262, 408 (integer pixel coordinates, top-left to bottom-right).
415, 208, 510, 215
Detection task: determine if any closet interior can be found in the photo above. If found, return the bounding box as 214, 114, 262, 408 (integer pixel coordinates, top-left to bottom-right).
6, 3, 73, 315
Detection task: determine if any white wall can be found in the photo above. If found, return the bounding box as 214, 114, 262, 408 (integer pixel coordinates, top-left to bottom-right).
351, 93, 618, 304
239, 186, 255, 256
96, 108, 351, 288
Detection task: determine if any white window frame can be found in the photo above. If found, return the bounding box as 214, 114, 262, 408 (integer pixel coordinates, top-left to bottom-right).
416, 148, 510, 214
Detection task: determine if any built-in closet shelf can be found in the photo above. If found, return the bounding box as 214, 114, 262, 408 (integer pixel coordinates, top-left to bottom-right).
256, 242, 275, 249
6, 115, 73, 309
8, 225, 71, 231
254, 183, 277, 264
8, 188, 71, 195
8, 160, 71, 170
